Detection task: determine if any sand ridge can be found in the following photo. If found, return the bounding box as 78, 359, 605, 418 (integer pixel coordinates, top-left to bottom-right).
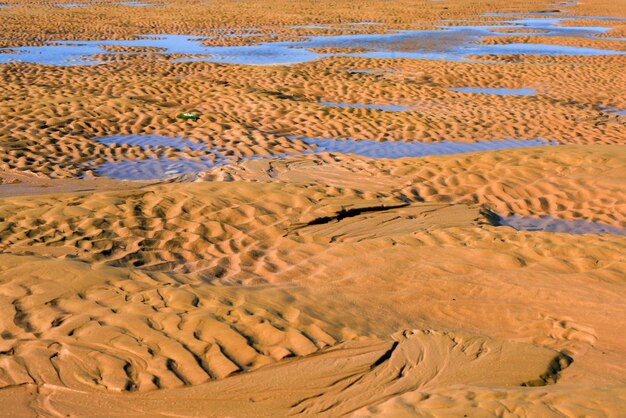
203, 145, 626, 227
0, 253, 365, 393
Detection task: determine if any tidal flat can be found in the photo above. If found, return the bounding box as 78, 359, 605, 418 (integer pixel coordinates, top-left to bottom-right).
0, 0, 624, 416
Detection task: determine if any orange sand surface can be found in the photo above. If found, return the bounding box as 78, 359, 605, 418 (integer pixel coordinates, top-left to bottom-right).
0, 0, 625, 416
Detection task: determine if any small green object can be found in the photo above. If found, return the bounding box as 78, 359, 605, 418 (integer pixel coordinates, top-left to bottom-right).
176, 112, 199, 121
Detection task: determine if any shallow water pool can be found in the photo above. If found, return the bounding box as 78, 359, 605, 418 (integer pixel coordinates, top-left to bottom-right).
96, 157, 221, 180
450, 87, 536, 96
114, 1, 164, 6
94, 136, 555, 180
95, 134, 207, 151
498, 215, 626, 236
299, 137, 553, 159
1, 16, 623, 66
602, 108, 626, 115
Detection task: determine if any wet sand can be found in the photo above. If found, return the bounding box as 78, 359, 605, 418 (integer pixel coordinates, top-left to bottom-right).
0, 0, 625, 417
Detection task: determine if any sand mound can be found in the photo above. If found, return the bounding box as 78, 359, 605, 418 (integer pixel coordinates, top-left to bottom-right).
290, 202, 487, 243
0, 253, 361, 392
206, 145, 626, 228
285, 329, 571, 416
0, 181, 490, 283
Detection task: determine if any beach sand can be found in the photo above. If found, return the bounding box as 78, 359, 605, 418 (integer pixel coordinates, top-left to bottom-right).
0, 0, 624, 416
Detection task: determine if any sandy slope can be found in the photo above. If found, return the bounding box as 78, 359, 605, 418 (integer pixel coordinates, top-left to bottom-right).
0, 253, 612, 417
0, 145, 624, 415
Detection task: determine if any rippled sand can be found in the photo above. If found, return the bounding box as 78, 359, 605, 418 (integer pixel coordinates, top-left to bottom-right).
0, 0, 625, 417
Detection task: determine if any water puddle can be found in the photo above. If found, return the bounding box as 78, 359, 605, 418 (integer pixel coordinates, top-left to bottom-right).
290, 25, 339, 30
97, 157, 220, 180
93, 134, 225, 180
554, 1, 577, 7
299, 137, 552, 159
319, 102, 409, 111
114, 1, 164, 6
95, 134, 207, 151
94, 135, 554, 180
1, 15, 623, 66
339, 69, 395, 74
0, 34, 213, 65
497, 215, 626, 236
450, 87, 536, 96
465, 43, 623, 59
602, 108, 626, 115
349, 21, 383, 26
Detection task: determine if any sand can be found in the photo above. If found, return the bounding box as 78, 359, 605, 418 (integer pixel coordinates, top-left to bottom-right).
0, 0, 625, 416
0, 160, 625, 415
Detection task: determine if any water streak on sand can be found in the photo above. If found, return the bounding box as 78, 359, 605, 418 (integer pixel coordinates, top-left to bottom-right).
114, 1, 164, 6
499, 215, 626, 235
339, 69, 395, 74
603, 108, 626, 115
451, 87, 536, 96
96, 134, 208, 151
96, 157, 221, 180
57, 3, 90, 7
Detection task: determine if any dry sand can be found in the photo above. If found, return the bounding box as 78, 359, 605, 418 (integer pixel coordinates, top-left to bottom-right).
0, 0, 625, 416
